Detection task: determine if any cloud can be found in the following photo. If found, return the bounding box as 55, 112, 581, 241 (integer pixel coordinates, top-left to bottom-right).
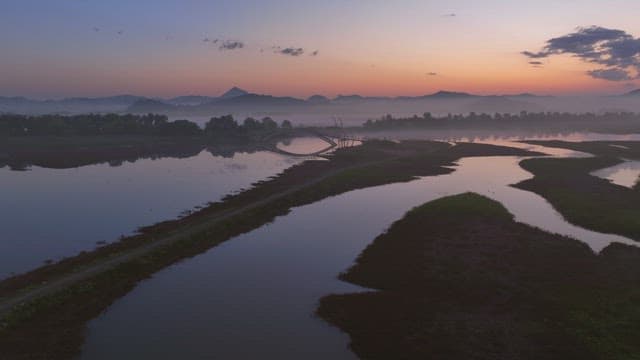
427, 72, 437, 76
276, 47, 305, 56
443, 13, 456, 17
282, 48, 304, 56
310, 50, 319, 56
218, 40, 244, 51
587, 68, 632, 81
522, 26, 640, 81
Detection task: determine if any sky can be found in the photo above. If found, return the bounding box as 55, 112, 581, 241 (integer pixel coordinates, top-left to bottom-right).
2, 0, 640, 98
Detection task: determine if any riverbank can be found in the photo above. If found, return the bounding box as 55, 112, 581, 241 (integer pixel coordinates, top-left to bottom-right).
0, 140, 538, 359
318, 193, 640, 359
515, 141, 640, 240
0, 135, 273, 170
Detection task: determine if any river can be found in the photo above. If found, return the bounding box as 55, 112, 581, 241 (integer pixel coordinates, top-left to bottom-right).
79, 136, 638, 359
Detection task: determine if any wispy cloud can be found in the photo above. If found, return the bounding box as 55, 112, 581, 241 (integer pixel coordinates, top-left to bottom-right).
218, 40, 244, 51
443, 13, 456, 17
528, 60, 544, 67
274, 46, 305, 56
522, 26, 640, 81
427, 72, 438, 76
310, 50, 319, 56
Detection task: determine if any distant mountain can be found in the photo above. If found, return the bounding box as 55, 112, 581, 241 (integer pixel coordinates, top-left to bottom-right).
332, 95, 391, 103
424, 90, 476, 99
333, 95, 365, 103
220, 87, 249, 99
625, 89, 640, 96
215, 94, 305, 107
167, 95, 216, 106
126, 99, 174, 113
307, 95, 330, 104
503, 93, 554, 99
466, 96, 544, 113
0, 95, 146, 114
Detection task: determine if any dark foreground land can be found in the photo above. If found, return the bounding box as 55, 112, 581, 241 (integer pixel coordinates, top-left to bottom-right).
318, 193, 640, 360
0, 140, 537, 359
516, 141, 640, 240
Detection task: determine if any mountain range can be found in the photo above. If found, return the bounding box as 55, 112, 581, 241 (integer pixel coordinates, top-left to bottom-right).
1, 87, 639, 116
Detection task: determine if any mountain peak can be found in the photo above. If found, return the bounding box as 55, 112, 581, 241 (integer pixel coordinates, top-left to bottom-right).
427, 90, 474, 98
625, 88, 640, 96
221, 87, 249, 99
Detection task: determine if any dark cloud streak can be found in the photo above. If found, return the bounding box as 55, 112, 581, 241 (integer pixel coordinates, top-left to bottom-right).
274, 46, 305, 56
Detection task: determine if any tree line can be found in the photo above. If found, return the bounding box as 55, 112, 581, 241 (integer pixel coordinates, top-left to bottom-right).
363, 111, 640, 133
0, 113, 293, 137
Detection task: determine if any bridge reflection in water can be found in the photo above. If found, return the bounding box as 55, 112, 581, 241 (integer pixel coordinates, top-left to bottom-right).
265, 129, 362, 157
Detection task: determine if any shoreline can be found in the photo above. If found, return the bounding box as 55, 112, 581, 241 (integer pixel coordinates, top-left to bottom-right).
0, 140, 538, 359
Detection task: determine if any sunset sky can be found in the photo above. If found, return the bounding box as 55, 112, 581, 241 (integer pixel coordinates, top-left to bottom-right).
2, 0, 640, 98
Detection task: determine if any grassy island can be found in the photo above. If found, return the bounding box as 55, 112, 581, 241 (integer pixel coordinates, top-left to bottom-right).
515, 141, 640, 241
318, 193, 640, 360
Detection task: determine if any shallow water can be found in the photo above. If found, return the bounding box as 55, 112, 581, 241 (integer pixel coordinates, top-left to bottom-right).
0, 150, 300, 277
80, 139, 638, 359
592, 160, 640, 189
354, 129, 640, 143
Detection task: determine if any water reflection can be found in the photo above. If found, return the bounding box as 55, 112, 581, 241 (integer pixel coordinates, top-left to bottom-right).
81, 145, 638, 359
592, 161, 640, 188
0, 150, 301, 277
276, 137, 334, 154
353, 128, 640, 144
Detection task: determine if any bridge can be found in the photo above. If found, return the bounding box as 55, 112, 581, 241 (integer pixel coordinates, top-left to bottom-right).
260, 128, 361, 157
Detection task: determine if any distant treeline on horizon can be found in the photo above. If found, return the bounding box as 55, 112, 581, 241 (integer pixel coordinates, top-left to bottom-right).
364, 111, 640, 133
3, 111, 640, 137
0, 113, 293, 137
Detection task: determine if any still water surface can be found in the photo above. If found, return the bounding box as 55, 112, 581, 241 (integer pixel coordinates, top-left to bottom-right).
0, 151, 300, 277
592, 160, 640, 189
80, 138, 638, 359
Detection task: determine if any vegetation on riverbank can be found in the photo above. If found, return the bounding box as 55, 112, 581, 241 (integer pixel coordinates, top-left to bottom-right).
318, 193, 640, 359
362, 112, 640, 134
0, 114, 300, 170
0, 141, 538, 359
515, 141, 640, 241
0, 113, 291, 137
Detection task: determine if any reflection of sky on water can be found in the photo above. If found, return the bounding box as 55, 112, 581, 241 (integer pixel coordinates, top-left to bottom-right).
82, 145, 638, 360
0, 150, 301, 277
593, 161, 640, 189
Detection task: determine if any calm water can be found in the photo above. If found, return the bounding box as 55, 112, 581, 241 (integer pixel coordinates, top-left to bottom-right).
0, 150, 301, 277
81, 138, 638, 359
354, 129, 640, 143
592, 160, 640, 189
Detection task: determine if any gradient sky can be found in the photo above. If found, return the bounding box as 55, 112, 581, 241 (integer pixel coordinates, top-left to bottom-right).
2, 0, 640, 98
